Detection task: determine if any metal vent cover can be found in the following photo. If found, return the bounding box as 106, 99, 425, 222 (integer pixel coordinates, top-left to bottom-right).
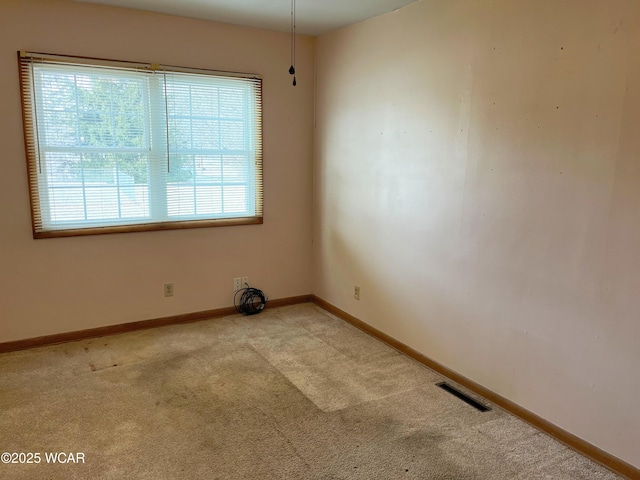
436, 382, 491, 412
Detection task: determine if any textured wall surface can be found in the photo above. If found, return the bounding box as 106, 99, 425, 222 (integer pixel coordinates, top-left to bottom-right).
314, 0, 640, 468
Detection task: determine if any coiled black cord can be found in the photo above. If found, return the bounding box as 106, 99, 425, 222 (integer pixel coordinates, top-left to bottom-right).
234, 284, 267, 316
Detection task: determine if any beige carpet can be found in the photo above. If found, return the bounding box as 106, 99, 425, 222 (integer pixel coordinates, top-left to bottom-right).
0, 304, 623, 479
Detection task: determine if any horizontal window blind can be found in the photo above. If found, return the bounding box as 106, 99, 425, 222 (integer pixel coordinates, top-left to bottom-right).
18, 52, 263, 237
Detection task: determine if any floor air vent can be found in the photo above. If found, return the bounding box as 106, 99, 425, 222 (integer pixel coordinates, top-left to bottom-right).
436, 382, 491, 412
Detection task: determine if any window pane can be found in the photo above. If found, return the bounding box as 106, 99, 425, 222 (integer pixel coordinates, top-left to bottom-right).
119, 185, 149, 218
196, 155, 222, 183
76, 76, 147, 148
195, 186, 222, 215
192, 119, 217, 149
167, 154, 195, 184
37, 69, 147, 150
49, 187, 85, 222
223, 186, 247, 214
222, 155, 248, 183
220, 121, 244, 150
191, 87, 217, 116
42, 110, 79, 147
43, 152, 150, 224
167, 184, 195, 217
219, 87, 244, 118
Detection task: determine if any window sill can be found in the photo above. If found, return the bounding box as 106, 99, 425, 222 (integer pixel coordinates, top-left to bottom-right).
33, 216, 263, 239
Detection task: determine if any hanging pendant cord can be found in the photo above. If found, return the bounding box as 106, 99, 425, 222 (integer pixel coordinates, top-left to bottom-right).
289, 0, 297, 86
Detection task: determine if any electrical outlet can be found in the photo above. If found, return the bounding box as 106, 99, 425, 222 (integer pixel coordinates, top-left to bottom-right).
241, 276, 249, 288
234, 277, 242, 292
354, 286, 360, 301
164, 283, 174, 297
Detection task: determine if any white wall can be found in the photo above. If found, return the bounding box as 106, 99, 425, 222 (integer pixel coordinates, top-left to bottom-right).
314, 0, 640, 468
0, 0, 315, 342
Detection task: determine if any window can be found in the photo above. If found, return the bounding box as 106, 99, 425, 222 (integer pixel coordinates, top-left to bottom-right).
18, 52, 263, 238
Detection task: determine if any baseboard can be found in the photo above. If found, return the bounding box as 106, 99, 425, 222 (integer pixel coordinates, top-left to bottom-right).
0, 294, 313, 354
265, 294, 313, 309
311, 295, 639, 480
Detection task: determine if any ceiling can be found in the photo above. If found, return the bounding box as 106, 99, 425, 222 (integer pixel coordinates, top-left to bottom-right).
76, 0, 419, 36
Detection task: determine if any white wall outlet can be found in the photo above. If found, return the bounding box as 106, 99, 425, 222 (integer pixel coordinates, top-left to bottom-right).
241, 276, 249, 288
234, 277, 242, 292
354, 285, 360, 301
164, 283, 174, 297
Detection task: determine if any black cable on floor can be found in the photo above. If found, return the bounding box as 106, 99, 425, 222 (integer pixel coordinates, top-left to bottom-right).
234, 283, 267, 316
